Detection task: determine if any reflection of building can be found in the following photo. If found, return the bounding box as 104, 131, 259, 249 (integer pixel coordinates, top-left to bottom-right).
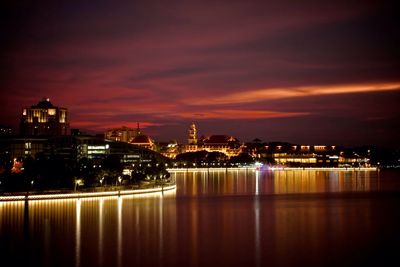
183, 123, 243, 158
105, 126, 136, 142
20, 98, 69, 136
129, 123, 155, 150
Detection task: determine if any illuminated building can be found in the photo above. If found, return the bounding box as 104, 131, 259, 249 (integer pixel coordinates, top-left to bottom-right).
200, 135, 243, 157
0, 137, 47, 158
188, 122, 197, 144
256, 143, 345, 167
129, 123, 155, 150
183, 123, 243, 158
105, 126, 137, 143
20, 98, 69, 136
159, 140, 180, 159
0, 135, 162, 166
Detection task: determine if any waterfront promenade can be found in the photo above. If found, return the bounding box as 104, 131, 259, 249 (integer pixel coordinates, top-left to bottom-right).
0, 183, 176, 202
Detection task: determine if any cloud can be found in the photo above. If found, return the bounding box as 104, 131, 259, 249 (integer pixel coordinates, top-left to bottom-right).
71, 120, 161, 132
172, 109, 309, 120
1, 0, 399, 146
189, 82, 400, 105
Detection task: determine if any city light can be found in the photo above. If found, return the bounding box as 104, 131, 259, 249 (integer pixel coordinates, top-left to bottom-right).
0, 184, 176, 202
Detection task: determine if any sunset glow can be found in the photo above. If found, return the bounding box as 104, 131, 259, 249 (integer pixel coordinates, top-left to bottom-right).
0, 0, 398, 145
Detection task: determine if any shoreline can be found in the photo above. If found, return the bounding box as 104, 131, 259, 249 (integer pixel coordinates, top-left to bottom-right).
168, 167, 378, 172
0, 184, 176, 202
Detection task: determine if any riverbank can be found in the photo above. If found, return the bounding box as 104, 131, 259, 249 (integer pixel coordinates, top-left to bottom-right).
0, 183, 176, 202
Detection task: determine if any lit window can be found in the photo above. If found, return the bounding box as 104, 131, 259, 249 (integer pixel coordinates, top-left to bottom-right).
48, 109, 56, 115
59, 110, 66, 123
25, 142, 31, 149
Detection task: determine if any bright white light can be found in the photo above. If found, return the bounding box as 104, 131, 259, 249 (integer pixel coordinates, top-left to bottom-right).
0, 185, 176, 202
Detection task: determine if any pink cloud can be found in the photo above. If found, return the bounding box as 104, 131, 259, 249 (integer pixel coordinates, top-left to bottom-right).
189, 82, 400, 105
173, 109, 309, 120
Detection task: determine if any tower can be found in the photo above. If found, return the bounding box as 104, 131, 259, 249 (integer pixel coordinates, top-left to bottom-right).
188, 122, 197, 145
136, 122, 141, 136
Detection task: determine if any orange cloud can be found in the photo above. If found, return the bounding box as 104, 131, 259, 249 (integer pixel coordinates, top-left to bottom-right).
174, 109, 309, 120
190, 82, 400, 105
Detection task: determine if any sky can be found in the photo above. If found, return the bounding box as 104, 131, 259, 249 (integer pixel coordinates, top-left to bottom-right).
1, 0, 399, 146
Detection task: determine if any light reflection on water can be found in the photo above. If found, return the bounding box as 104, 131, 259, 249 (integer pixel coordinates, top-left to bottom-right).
176, 169, 379, 196
0, 170, 399, 267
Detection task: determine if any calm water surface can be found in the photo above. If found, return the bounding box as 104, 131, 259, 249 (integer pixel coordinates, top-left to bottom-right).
1, 169, 400, 267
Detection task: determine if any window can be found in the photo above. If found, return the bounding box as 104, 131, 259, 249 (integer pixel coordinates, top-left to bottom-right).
25, 142, 31, 149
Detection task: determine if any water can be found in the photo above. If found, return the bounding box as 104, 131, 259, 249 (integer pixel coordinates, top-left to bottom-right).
1, 169, 400, 267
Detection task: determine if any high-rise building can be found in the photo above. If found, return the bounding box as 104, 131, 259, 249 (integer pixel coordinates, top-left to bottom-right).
20, 98, 70, 136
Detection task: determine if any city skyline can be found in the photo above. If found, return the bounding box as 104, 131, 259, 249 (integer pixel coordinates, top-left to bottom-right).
1, 0, 399, 146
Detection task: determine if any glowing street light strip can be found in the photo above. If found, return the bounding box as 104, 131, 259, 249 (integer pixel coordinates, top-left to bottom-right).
0, 195, 26, 201
0, 184, 176, 202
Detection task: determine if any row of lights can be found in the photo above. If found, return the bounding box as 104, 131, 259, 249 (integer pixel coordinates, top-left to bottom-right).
0, 184, 177, 202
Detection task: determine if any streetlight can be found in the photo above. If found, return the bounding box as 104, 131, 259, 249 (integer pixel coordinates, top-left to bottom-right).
75, 179, 83, 191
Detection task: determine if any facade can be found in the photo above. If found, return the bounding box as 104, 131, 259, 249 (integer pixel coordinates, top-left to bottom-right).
20, 98, 69, 136
199, 135, 243, 157
105, 124, 156, 151
183, 123, 243, 158
159, 140, 180, 159
0, 137, 47, 159
130, 135, 155, 150
253, 143, 370, 167
188, 122, 197, 144
105, 126, 137, 143
0, 135, 163, 167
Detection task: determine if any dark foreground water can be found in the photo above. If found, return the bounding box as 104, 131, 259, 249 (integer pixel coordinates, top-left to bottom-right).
1, 169, 400, 267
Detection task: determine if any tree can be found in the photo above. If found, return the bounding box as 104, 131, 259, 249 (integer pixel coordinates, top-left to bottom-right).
230, 153, 254, 165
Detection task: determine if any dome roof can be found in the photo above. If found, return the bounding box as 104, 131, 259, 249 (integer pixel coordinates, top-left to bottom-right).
34, 98, 54, 108
131, 134, 153, 144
